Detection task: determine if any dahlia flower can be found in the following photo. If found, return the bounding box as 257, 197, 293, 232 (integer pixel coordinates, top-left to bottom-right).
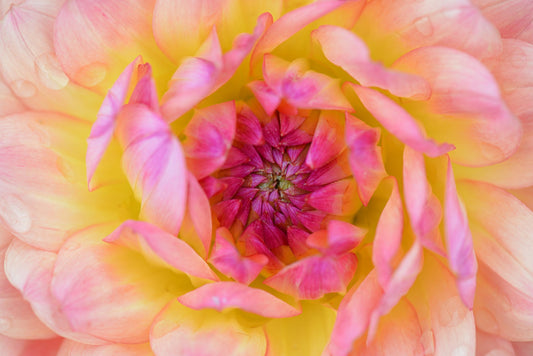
1, 0, 533, 355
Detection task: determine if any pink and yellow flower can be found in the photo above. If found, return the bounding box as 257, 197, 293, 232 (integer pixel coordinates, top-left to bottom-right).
1, 0, 533, 355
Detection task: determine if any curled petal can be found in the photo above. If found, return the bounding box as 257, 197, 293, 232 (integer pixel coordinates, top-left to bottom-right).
263, 253, 357, 300
150, 300, 267, 356
183, 101, 236, 179
178, 282, 300, 318
116, 104, 188, 235
348, 84, 454, 157
345, 114, 387, 205
105, 220, 218, 281
444, 159, 477, 308
306, 220, 366, 256
394, 46, 522, 166
307, 178, 359, 216
306, 111, 345, 169
313, 25, 431, 100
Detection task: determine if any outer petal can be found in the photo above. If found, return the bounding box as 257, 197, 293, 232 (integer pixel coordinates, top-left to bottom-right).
105, 220, 218, 281
372, 178, 403, 288
345, 114, 387, 205
348, 84, 454, 157
178, 282, 300, 318
116, 104, 188, 235
150, 300, 267, 356
359, 0, 502, 60
476, 330, 515, 356
456, 40, 533, 188
472, 0, 533, 43
444, 159, 477, 308
50, 224, 193, 343
0, 78, 25, 116
182, 101, 236, 179
54, 0, 170, 90
313, 25, 431, 100
57, 340, 154, 356
0, 335, 63, 356
394, 46, 522, 166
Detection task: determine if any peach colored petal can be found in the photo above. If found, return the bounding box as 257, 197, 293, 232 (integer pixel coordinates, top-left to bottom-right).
116, 104, 187, 235
4, 239, 107, 344
362, 0, 502, 59
306, 220, 365, 256
51, 224, 190, 344
179, 173, 213, 258
0, 79, 25, 116
394, 46, 522, 167
472, 0, 533, 44
403, 146, 445, 255
54, 0, 168, 90
150, 300, 267, 356
514, 341, 533, 356
476, 330, 515, 356
372, 178, 403, 289
183, 101, 236, 179
444, 160, 477, 309
209, 227, 267, 285
0, 335, 63, 356
57, 340, 153, 356
348, 84, 454, 157
408, 256, 476, 356
325, 270, 383, 356
456, 39, 533, 188
306, 111, 345, 169
160, 14, 270, 122
263, 253, 357, 300
313, 25, 431, 100
86, 56, 141, 188
105, 220, 218, 281
345, 114, 387, 205
178, 282, 300, 318
307, 178, 359, 216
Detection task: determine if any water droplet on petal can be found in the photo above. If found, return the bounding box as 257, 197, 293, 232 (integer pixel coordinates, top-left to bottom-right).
476, 307, 499, 333
26, 122, 51, 147
0, 317, 11, 331
11, 80, 36, 98
413, 17, 434, 37
74, 62, 107, 87
439, 296, 467, 327
63, 241, 80, 251
36, 53, 69, 90
420, 330, 435, 355
500, 294, 512, 312
0, 195, 32, 234
56, 157, 76, 183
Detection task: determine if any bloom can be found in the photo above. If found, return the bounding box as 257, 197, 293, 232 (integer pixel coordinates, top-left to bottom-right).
1, 0, 533, 354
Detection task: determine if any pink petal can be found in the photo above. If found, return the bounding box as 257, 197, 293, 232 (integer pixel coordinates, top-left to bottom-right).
105, 220, 218, 281
313, 25, 431, 100
472, 0, 533, 44
58, 340, 153, 356
183, 101, 236, 179
235, 104, 264, 145
394, 46, 522, 166
306, 111, 345, 169
362, 0, 502, 60
345, 114, 388, 205
150, 300, 267, 356
306, 220, 365, 256
514, 341, 533, 355
179, 173, 213, 257
160, 14, 270, 122
178, 282, 300, 318
51, 224, 188, 344
348, 83, 454, 157
372, 178, 404, 289
403, 146, 445, 255
86, 57, 141, 188
444, 159, 477, 308
209, 227, 267, 285
116, 104, 187, 235
307, 178, 359, 216
251, 0, 359, 66
263, 253, 357, 300
129, 63, 160, 113
325, 270, 383, 356
456, 39, 533, 188
476, 330, 515, 356
0, 79, 24, 116
0, 335, 63, 356
4, 239, 107, 344
54, 0, 165, 89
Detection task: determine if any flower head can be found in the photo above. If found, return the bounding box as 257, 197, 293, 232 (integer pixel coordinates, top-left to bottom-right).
1, 0, 533, 355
